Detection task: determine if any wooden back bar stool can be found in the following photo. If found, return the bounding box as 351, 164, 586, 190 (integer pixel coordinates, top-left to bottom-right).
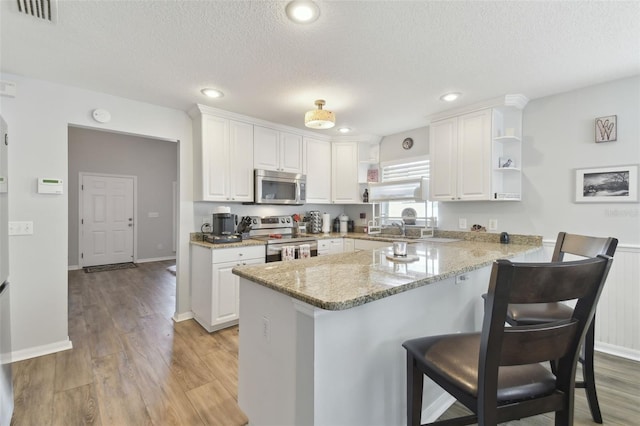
507, 232, 618, 424
403, 255, 614, 426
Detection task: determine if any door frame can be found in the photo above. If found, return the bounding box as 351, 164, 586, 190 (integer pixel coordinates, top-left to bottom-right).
78, 172, 138, 267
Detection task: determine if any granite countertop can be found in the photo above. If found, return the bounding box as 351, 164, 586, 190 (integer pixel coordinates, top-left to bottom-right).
232, 239, 541, 311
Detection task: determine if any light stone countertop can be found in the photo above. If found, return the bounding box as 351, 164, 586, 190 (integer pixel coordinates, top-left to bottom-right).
232, 240, 542, 311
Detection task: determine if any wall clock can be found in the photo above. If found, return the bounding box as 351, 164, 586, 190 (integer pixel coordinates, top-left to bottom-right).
402, 137, 413, 150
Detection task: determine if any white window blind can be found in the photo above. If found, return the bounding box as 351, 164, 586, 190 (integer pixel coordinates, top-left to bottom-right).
381, 159, 429, 182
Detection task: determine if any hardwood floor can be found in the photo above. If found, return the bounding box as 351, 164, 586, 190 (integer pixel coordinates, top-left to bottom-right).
10, 260, 640, 425
11, 261, 247, 426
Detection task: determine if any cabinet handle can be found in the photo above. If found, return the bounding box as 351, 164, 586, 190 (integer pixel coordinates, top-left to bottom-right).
238, 253, 243, 256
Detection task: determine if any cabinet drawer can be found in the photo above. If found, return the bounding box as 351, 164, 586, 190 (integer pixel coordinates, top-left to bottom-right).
212, 245, 265, 263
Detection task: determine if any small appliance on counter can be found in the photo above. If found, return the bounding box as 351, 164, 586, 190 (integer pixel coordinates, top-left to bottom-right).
204, 206, 242, 244
339, 214, 349, 233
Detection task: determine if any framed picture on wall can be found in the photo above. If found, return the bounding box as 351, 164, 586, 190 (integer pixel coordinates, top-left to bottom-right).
575, 165, 638, 203
595, 115, 617, 143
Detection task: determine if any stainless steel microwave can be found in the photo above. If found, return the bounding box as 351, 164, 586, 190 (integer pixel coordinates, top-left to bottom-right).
254, 169, 306, 205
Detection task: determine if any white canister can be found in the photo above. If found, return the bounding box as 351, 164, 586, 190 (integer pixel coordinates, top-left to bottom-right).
322, 213, 331, 233
339, 214, 349, 233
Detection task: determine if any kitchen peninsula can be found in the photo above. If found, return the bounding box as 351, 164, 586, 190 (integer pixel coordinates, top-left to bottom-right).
232, 238, 542, 426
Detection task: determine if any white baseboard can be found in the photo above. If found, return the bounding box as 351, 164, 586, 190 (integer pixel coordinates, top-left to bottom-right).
136, 256, 176, 264
11, 338, 73, 363
68, 265, 81, 271
595, 342, 640, 362
422, 391, 456, 423
173, 311, 194, 322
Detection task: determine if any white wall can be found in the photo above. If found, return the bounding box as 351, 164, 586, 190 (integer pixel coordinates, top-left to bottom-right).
379, 126, 428, 164
0, 73, 194, 358
68, 127, 178, 265
436, 76, 640, 245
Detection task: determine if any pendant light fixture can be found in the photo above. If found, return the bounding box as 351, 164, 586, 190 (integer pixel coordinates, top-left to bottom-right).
305, 100, 335, 129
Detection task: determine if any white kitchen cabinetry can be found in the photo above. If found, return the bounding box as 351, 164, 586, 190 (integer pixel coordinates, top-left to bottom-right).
331, 142, 360, 203
429, 97, 526, 202
343, 238, 355, 253
491, 108, 523, 200
191, 110, 254, 202
430, 109, 492, 201
191, 244, 265, 332
254, 126, 303, 174
303, 137, 331, 203
317, 239, 344, 256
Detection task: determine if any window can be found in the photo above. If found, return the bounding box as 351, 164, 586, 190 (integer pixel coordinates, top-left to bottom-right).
380, 158, 437, 226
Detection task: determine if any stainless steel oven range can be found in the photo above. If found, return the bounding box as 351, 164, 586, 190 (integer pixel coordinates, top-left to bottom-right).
246, 215, 318, 263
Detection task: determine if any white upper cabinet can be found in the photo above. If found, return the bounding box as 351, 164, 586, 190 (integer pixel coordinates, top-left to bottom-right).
331, 141, 360, 203
430, 109, 492, 201
303, 137, 331, 203
254, 126, 303, 173
192, 110, 254, 202
429, 96, 527, 202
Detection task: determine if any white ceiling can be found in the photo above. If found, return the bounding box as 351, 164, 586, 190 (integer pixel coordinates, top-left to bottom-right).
1, 1, 639, 137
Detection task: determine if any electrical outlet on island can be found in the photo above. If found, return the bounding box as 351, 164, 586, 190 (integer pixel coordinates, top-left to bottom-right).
488, 219, 498, 231
458, 218, 467, 230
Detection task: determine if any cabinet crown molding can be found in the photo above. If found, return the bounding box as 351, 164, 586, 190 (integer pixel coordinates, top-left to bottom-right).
188, 103, 332, 141
427, 94, 529, 124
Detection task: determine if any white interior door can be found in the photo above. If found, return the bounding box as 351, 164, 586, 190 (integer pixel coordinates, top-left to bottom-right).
81, 174, 135, 267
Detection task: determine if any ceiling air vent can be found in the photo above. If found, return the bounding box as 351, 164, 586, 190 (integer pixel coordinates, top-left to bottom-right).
16, 0, 57, 23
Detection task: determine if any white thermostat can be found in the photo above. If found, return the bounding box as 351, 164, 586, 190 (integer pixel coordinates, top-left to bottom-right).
38, 178, 64, 194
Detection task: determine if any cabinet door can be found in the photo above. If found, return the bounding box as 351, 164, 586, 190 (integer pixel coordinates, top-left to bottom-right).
253, 126, 280, 171
280, 132, 303, 173
343, 238, 355, 253
331, 142, 360, 203
329, 239, 344, 254
229, 120, 254, 201
212, 257, 263, 328
201, 115, 230, 201
457, 110, 492, 200
429, 117, 458, 201
304, 137, 331, 203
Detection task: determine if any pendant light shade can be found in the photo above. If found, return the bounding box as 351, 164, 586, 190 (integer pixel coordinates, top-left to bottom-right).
305, 100, 335, 129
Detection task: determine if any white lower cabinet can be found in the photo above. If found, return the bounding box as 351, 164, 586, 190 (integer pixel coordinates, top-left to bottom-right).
343, 238, 355, 253
317, 239, 344, 256
191, 244, 265, 332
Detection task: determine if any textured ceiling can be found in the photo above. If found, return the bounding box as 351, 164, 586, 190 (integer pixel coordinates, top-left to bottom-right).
1, 1, 639, 137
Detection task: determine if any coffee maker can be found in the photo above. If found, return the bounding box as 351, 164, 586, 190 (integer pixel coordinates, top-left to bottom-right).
204, 208, 242, 244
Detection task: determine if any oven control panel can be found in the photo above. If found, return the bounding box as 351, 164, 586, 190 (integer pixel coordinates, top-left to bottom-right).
249, 215, 292, 229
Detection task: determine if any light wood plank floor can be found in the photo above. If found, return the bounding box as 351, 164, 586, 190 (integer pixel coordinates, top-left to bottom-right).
10, 261, 640, 425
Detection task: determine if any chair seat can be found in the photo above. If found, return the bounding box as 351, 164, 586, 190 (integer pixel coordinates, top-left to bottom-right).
403, 333, 556, 404
508, 302, 573, 325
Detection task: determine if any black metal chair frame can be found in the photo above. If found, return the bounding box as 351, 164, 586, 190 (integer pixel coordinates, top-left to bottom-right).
403, 255, 613, 426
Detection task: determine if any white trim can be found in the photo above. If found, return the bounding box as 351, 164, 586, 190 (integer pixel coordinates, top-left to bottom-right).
11, 338, 73, 362
67, 265, 81, 271
173, 311, 194, 322
595, 342, 640, 362
136, 256, 176, 263
427, 94, 529, 123
78, 172, 138, 267
189, 104, 334, 141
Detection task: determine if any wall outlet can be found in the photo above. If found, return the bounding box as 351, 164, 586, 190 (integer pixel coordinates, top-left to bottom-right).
455, 274, 469, 284
488, 219, 498, 231
8, 221, 34, 236
458, 218, 467, 230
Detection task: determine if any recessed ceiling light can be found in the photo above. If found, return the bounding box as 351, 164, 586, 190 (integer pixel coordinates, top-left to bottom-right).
201, 88, 224, 98
440, 92, 461, 102
338, 127, 351, 133
286, 1, 320, 24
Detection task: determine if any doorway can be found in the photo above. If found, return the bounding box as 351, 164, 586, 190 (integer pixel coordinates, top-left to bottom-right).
79, 173, 136, 267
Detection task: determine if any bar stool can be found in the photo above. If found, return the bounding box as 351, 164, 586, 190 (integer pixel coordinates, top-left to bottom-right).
507, 232, 617, 424
403, 255, 613, 426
